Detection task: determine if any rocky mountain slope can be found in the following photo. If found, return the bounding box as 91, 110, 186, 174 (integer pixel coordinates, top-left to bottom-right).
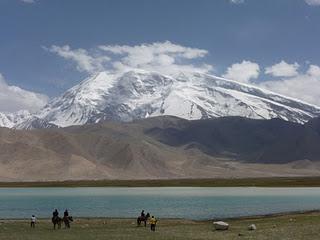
0, 116, 320, 181
146, 117, 320, 164
1, 69, 320, 129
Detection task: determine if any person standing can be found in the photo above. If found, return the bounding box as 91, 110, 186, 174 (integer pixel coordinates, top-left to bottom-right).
30, 215, 36, 228
149, 216, 157, 231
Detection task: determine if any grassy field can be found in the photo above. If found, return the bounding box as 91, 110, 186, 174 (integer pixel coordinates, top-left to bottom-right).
1, 212, 320, 240
1, 177, 320, 188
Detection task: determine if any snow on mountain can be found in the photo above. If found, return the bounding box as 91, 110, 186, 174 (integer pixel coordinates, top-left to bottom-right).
2, 69, 320, 129
0, 110, 31, 128
14, 116, 58, 130
33, 69, 175, 127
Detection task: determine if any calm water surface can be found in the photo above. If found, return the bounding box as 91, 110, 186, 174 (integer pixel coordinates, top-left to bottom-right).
0, 187, 320, 220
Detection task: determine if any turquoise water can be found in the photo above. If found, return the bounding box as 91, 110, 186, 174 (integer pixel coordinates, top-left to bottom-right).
1, 187, 320, 220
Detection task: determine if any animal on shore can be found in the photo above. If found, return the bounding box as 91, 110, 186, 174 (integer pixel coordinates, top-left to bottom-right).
137, 212, 150, 227
52, 216, 73, 229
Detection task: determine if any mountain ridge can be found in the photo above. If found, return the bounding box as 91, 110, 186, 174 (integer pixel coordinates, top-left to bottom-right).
1, 69, 320, 129
0, 116, 320, 181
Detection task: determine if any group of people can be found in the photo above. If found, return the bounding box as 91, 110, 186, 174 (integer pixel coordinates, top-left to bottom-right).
30, 209, 158, 231
52, 208, 70, 219
140, 210, 157, 231
30, 209, 71, 228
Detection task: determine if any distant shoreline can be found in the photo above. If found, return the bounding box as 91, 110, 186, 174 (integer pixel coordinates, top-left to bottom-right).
1, 177, 320, 187
1, 210, 320, 222
220, 209, 320, 221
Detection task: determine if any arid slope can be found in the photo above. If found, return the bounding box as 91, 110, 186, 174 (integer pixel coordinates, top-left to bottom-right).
0, 116, 320, 181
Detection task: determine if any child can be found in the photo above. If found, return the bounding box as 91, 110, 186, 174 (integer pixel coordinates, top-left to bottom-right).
149, 216, 157, 231
31, 215, 36, 228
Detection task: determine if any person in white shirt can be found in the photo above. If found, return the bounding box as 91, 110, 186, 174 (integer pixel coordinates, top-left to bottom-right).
31, 215, 36, 228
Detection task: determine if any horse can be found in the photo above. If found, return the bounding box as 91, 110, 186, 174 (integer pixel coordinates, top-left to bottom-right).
52, 216, 73, 229
137, 212, 150, 227
52, 216, 62, 230
63, 216, 73, 228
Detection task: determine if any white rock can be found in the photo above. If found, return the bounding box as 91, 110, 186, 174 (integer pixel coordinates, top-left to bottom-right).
248, 224, 257, 231
213, 221, 229, 230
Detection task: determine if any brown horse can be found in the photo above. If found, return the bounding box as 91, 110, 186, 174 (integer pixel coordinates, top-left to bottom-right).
137, 213, 150, 227
52, 216, 73, 229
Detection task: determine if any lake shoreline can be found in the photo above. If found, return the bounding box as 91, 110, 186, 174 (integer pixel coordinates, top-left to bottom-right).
1, 210, 320, 222
218, 209, 320, 221
1, 176, 320, 188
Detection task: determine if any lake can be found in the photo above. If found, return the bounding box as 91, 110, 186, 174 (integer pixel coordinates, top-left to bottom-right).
0, 187, 320, 220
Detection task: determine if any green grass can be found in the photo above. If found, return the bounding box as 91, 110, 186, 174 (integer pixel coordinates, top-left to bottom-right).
1, 212, 320, 240
1, 177, 320, 187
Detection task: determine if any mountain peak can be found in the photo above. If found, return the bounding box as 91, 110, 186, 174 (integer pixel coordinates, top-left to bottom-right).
1, 69, 320, 129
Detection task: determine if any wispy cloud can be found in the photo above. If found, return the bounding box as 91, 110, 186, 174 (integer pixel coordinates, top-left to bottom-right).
230, 0, 319, 6
20, 0, 36, 4
229, 0, 245, 4
46, 41, 213, 76
0, 73, 48, 113
45, 45, 110, 73
305, 0, 320, 6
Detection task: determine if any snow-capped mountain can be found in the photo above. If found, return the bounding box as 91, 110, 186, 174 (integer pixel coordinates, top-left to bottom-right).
0, 110, 31, 128
1, 69, 320, 129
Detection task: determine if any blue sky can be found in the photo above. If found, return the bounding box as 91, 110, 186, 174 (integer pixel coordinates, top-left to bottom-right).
0, 0, 320, 112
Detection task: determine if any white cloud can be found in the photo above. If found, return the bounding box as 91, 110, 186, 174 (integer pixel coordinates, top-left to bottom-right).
231, 0, 320, 6
99, 41, 211, 75
223, 59, 320, 106
307, 64, 320, 76
21, 0, 36, 3
265, 60, 299, 77
46, 41, 212, 75
259, 64, 320, 106
46, 45, 110, 73
222, 60, 260, 83
305, 0, 320, 6
230, 0, 320, 6
0, 73, 48, 113
260, 73, 320, 105
230, 0, 245, 4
